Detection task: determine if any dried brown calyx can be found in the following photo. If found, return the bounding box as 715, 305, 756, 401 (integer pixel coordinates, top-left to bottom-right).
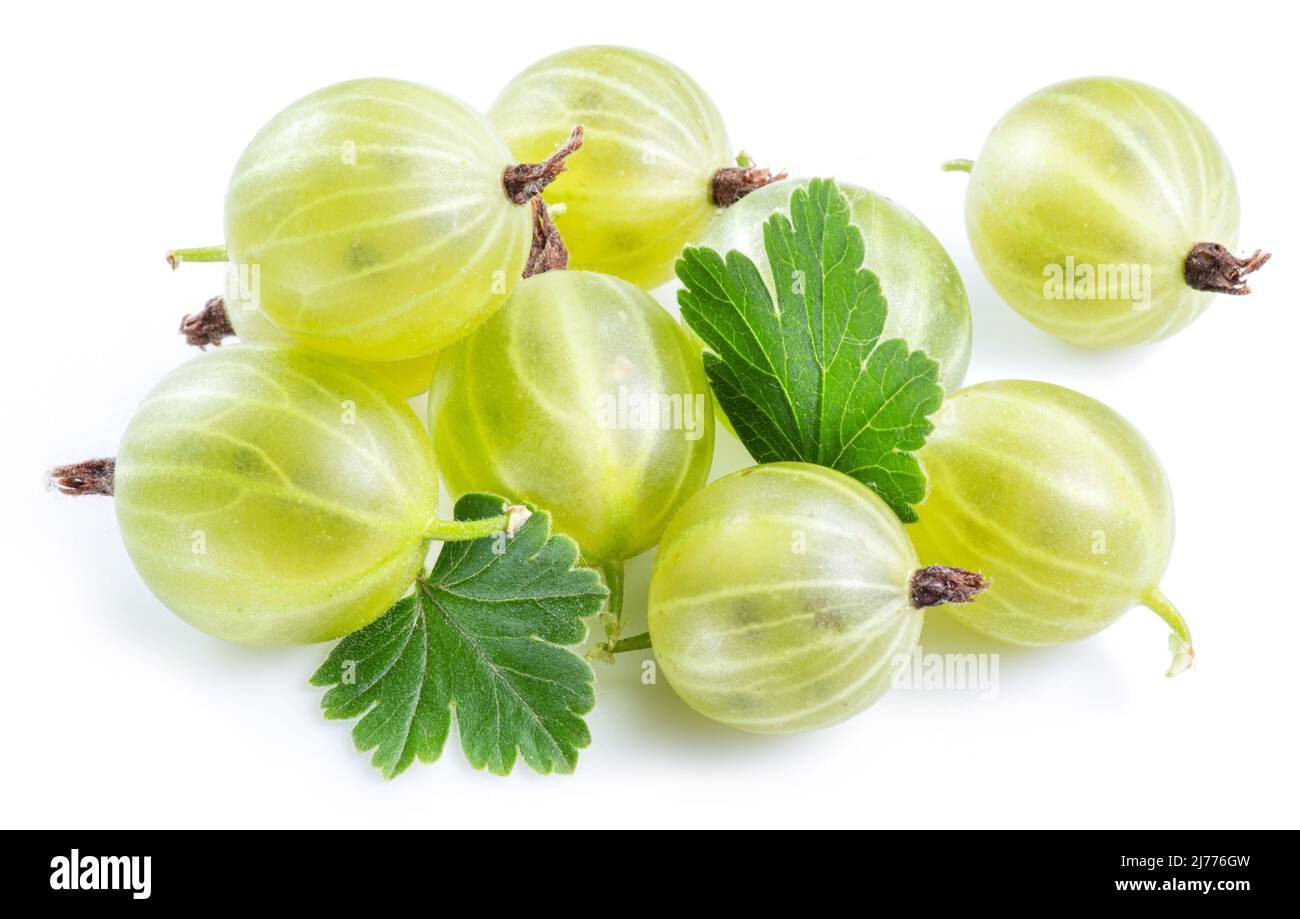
711, 160, 788, 207
909, 565, 990, 609
502, 126, 584, 205
179, 296, 236, 348
49, 458, 116, 497
1184, 243, 1270, 295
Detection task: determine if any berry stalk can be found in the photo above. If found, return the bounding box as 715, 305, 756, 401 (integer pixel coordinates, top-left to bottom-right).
609, 631, 652, 654
166, 246, 228, 269
587, 563, 631, 663
425, 505, 532, 542
1142, 588, 1195, 678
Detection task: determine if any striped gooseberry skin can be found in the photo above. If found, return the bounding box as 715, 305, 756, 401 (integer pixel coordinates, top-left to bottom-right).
700, 179, 973, 395
489, 46, 732, 289
909, 380, 1173, 645
221, 277, 438, 398
224, 78, 529, 362
963, 77, 1239, 346
114, 346, 439, 645
428, 270, 714, 564
648, 462, 923, 734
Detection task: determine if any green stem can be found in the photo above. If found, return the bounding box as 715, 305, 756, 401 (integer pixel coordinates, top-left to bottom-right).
583, 563, 631, 665
167, 245, 228, 268
942, 159, 975, 173
610, 631, 652, 653
601, 562, 625, 644
424, 515, 509, 542
1142, 587, 1195, 677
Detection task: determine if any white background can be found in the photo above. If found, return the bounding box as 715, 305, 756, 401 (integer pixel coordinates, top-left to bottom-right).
2, 0, 1296, 829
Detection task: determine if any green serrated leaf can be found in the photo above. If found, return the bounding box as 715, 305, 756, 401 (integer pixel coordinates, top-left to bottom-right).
677, 177, 944, 522
310, 493, 608, 779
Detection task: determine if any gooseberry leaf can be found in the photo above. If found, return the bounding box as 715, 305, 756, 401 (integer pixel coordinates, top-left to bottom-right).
677, 178, 943, 522
310, 493, 607, 779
